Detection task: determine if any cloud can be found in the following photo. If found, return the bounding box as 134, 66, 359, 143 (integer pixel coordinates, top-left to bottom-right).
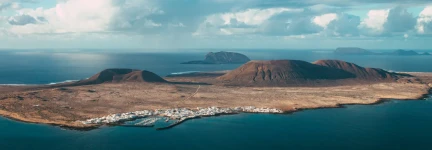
359, 9, 389, 35
416, 6, 432, 34
359, 7, 416, 36
259, 15, 322, 36
7, 0, 164, 34
193, 7, 302, 36
7, 14, 40, 25
383, 7, 416, 33
249, 0, 432, 10
313, 13, 338, 28
193, 5, 417, 38
259, 12, 361, 37
8, 0, 118, 34
110, 0, 164, 31
220, 8, 297, 26
2, 0, 432, 48
325, 13, 361, 36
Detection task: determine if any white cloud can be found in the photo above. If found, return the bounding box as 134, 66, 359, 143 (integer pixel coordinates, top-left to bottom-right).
194, 7, 302, 36
358, 7, 416, 36
9, 0, 118, 34
1, 0, 431, 48
359, 9, 390, 34
220, 8, 300, 26
6, 0, 163, 35
259, 16, 322, 36
313, 13, 337, 28
416, 6, 432, 34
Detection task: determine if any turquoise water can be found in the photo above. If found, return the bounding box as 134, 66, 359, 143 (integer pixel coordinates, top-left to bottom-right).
1, 50, 432, 149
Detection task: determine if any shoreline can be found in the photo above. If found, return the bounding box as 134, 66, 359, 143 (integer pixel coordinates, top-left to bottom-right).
292, 89, 432, 113
0, 71, 431, 131
0, 110, 100, 131
1, 88, 429, 131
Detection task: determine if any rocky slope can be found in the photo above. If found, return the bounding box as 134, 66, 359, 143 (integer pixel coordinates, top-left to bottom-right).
313, 60, 399, 81
218, 59, 405, 86
217, 60, 356, 86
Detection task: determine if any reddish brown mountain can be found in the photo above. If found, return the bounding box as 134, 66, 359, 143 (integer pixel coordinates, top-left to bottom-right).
217, 59, 404, 86
313, 60, 398, 80
217, 60, 355, 86
70, 69, 166, 86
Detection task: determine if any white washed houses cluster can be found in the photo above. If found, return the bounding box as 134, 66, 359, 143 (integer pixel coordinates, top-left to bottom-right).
239, 106, 282, 113
81, 106, 283, 125
81, 110, 154, 124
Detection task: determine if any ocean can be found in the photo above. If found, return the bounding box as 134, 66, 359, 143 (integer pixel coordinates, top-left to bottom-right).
0, 49, 431, 150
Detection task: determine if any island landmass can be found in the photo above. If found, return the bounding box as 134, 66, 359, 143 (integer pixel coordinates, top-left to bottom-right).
0, 59, 431, 130
182, 51, 251, 64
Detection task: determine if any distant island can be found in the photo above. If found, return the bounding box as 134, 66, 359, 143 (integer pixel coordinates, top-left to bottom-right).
334, 47, 374, 55
335, 47, 430, 56
0, 60, 431, 130
182, 51, 251, 64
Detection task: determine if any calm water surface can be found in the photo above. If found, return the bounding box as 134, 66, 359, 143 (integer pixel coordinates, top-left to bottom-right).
0, 50, 431, 150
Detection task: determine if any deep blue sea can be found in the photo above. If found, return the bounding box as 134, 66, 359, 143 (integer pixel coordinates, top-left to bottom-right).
1, 49, 432, 150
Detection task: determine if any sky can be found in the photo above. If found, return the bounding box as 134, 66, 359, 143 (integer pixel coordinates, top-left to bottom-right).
1, 0, 432, 50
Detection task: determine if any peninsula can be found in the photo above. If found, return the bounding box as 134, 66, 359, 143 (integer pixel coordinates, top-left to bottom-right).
182, 51, 251, 64
0, 59, 430, 129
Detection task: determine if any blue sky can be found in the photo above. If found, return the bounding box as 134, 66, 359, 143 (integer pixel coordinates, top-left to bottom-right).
1, 0, 432, 50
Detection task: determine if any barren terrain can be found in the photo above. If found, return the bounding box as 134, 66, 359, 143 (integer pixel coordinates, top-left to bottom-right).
0, 72, 430, 129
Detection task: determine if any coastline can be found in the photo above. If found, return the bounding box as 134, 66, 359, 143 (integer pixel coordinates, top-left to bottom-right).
0, 109, 100, 131
121, 88, 432, 130
1, 87, 429, 131
294, 88, 432, 112
0, 71, 431, 130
